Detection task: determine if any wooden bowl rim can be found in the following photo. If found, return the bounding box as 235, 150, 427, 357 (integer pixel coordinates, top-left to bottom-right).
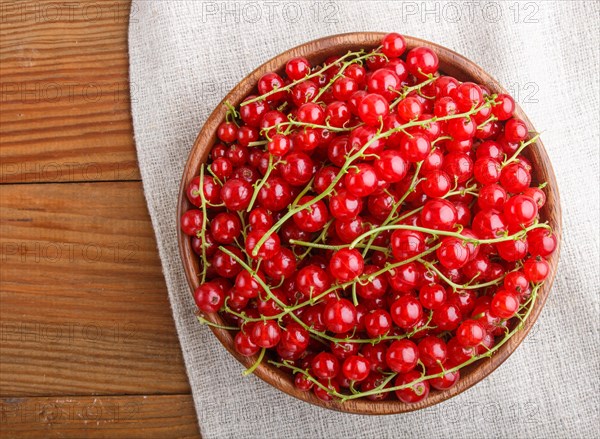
176, 32, 562, 414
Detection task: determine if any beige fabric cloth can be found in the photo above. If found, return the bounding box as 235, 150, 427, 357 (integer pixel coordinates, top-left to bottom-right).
128, 1, 600, 437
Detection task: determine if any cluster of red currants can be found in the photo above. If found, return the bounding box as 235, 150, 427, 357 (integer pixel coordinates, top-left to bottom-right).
181, 33, 557, 403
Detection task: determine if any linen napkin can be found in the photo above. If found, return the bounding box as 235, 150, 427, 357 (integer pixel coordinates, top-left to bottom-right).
128, 1, 600, 437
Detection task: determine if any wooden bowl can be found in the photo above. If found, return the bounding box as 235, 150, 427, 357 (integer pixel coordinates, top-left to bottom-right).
177, 33, 561, 414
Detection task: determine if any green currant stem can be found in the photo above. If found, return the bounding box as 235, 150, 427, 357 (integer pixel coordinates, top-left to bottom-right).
296, 219, 333, 260
251, 105, 493, 257
248, 140, 268, 147
276, 117, 362, 133
476, 115, 498, 130
224, 101, 240, 126
367, 244, 441, 281
240, 50, 367, 106
351, 282, 358, 306
242, 348, 266, 376
197, 165, 210, 283
289, 239, 388, 253
291, 177, 315, 207
420, 259, 504, 291
502, 133, 541, 168
389, 75, 437, 110
350, 221, 550, 250
196, 315, 238, 331
207, 166, 224, 187
432, 136, 452, 146
246, 154, 274, 212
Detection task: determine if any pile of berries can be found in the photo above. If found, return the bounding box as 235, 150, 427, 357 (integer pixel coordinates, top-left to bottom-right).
181, 33, 557, 404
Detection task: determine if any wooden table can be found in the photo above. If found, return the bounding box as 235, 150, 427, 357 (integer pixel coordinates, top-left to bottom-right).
0, 1, 200, 436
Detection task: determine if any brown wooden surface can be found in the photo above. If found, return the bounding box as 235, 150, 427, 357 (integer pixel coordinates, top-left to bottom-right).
178, 33, 561, 415
0, 395, 197, 438
0, 0, 200, 437
0, 0, 139, 183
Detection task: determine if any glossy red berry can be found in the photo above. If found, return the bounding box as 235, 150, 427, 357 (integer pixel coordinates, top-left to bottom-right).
342, 355, 371, 382
250, 320, 281, 348
329, 249, 365, 282
358, 93, 389, 126
527, 228, 557, 257
437, 237, 470, 269
490, 290, 520, 319
523, 256, 550, 282
194, 282, 225, 313
382, 32, 407, 58
395, 370, 430, 403
286, 57, 310, 80
324, 299, 357, 333
221, 178, 253, 211
420, 199, 458, 231
181, 209, 204, 236
386, 339, 419, 373
390, 296, 423, 330
456, 319, 486, 347
406, 47, 439, 78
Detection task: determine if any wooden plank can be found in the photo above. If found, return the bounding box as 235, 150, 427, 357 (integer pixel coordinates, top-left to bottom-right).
0, 182, 190, 396
0, 394, 199, 438
0, 0, 139, 183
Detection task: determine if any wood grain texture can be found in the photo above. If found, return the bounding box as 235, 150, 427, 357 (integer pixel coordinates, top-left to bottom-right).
0, 0, 139, 183
0, 182, 190, 396
0, 394, 198, 438
177, 33, 562, 414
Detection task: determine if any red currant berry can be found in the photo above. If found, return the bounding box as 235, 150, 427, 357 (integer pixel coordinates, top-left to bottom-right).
394, 370, 430, 403
286, 57, 310, 80
420, 198, 458, 231
386, 339, 419, 373
329, 248, 365, 282
324, 299, 357, 333
245, 229, 280, 261
437, 237, 470, 269
428, 364, 460, 390
432, 303, 462, 331
194, 282, 225, 313
181, 209, 204, 236
504, 118, 528, 143
382, 32, 407, 58
523, 256, 550, 282
358, 93, 389, 126
500, 162, 532, 193
406, 47, 439, 78
390, 296, 423, 330
527, 228, 557, 257
250, 320, 281, 348
456, 319, 486, 347
490, 289, 520, 319
220, 178, 253, 211
342, 355, 371, 382
311, 352, 340, 379
391, 229, 426, 261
